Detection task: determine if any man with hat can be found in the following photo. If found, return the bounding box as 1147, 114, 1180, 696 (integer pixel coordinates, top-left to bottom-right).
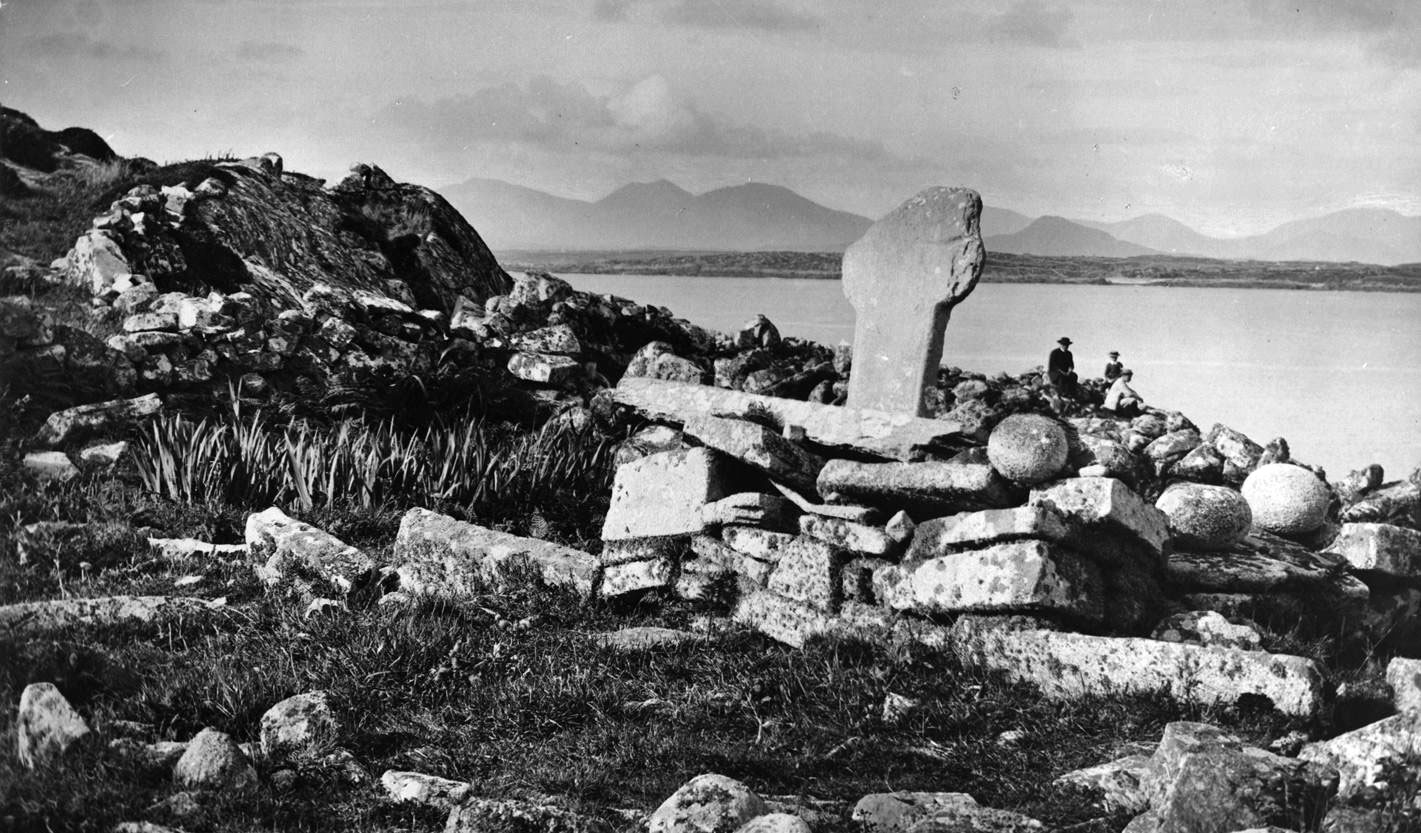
1047, 337, 1078, 396
1104, 351, 1124, 381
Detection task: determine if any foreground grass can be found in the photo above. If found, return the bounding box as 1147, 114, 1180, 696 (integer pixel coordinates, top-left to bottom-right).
0, 549, 1298, 833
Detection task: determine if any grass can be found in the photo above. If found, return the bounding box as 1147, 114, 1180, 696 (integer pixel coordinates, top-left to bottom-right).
0, 545, 1303, 833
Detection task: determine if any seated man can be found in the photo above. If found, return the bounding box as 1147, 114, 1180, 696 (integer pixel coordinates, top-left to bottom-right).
1103, 369, 1143, 417
1047, 336, 1078, 397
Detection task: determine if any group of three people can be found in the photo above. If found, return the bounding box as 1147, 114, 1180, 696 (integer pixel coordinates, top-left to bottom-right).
1047, 337, 1143, 416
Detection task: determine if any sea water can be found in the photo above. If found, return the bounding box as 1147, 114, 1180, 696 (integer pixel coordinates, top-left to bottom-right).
562, 274, 1421, 481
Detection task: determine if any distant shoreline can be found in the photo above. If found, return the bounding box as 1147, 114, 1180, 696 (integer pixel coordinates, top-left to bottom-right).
502, 250, 1421, 293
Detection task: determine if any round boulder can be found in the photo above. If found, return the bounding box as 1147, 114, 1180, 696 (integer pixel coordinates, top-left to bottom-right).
1241, 463, 1331, 536
649, 773, 767, 833
1156, 483, 1252, 551
986, 414, 1069, 485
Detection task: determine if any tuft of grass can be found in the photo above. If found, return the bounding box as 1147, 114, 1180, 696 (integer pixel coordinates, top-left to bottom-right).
130, 400, 616, 545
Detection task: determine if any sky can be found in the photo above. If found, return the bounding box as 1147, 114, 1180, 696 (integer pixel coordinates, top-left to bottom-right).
2, 0, 1419, 236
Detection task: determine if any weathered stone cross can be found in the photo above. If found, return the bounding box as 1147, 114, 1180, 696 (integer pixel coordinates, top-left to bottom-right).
841, 187, 986, 417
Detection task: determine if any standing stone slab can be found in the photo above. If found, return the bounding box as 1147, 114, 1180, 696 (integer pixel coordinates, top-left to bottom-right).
611, 376, 964, 461
395, 508, 599, 598
602, 448, 724, 541
683, 415, 824, 493
841, 187, 985, 416
944, 619, 1323, 718
899, 540, 1104, 622
816, 456, 1015, 516
1325, 522, 1421, 579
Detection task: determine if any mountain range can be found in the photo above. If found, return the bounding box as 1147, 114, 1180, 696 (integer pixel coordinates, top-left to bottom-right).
440, 177, 1421, 266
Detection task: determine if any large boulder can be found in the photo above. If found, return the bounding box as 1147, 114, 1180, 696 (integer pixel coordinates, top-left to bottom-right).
1241, 463, 1331, 536
986, 414, 1069, 486
1155, 483, 1252, 551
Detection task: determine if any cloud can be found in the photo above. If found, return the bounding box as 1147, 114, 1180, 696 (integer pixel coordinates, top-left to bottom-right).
234, 41, 305, 62
591, 0, 820, 31
22, 32, 165, 61
983, 0, 1076, 48
374, 74, 891, 162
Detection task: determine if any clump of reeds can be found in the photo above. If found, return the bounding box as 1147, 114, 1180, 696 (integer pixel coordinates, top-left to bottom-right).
131, 398, 616, 522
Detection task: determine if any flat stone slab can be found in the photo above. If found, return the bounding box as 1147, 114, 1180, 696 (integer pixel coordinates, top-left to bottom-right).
395, 508, 599, 599
1325, 522, 1421, 578
945, 618, 1324, 718
593, 626, 705, 652
600, 557, 674, 598
148, 538, 250, 560
892, 540, 1104, 622
682, 414, 824, 492
612, 376, 964, 461
380, 770, 472, 809
905, 505, 1072, 562
721, 526, 797, 562
816, 457, 1015, 517
246, 507, 378, 595
798, 514, 898, 557
1298, 713, 1421, 800
0, 595, 227, 634
769, 480, 883, 524
1166, 530, 1359, 593
1029, 477, 1169, 560
37, 392, 163, 446
733, 591, 892, 649
601, 448, 724, 541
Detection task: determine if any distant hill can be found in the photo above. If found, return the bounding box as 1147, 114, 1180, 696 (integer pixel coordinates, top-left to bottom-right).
441, 177, 873, 253
1075, 207, 1421, 265
986, 216, 1159, 258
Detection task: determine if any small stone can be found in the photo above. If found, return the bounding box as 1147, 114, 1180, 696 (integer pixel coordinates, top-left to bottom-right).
510, 324, 581, 354
649, 773, 768, 833
16, 683, 90, 768
78, 441, 127, 467
1386, 657, 1421, 717
1155, 483, 1252, 551
884, 510, 916, 544
986, 414, 1070, 486
507, 351, 581, 384
1241, 463, 1331, 536
380, 769, 472, 809
600, 557, 675, 598
731, 814, 811, 833
447, 797, 613, 833
260, 691, 339, 762
626, 341, 706, 384
1150, 610, 1263, 650
881, 693, 920, 726
851, 792, 979, 833
595, 626, 703, 652
173, 727, 258, 792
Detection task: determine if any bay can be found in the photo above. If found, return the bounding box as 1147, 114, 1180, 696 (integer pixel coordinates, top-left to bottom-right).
563, 273, 1421, 481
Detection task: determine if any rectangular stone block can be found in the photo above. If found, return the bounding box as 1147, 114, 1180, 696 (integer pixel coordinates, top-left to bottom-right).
799, 514, 899, 557
732, 591, 893, 649
906, 505, 1072, 561
601, 448, 724, 541
899, 540, 1104, 622
816, 456, 1015, 517
767, 536, 848, 612
682, 414, 823, 492
599, 558, 674, 598
1325, 522, 1421, 579
506, 351, 580, 385
1029, 477, 1169, 561
612, 375, 965, 461
395, 508, 598, 599
872, 563, 915, 610
944, 618, 1324, 718
721, 525, 797, 562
